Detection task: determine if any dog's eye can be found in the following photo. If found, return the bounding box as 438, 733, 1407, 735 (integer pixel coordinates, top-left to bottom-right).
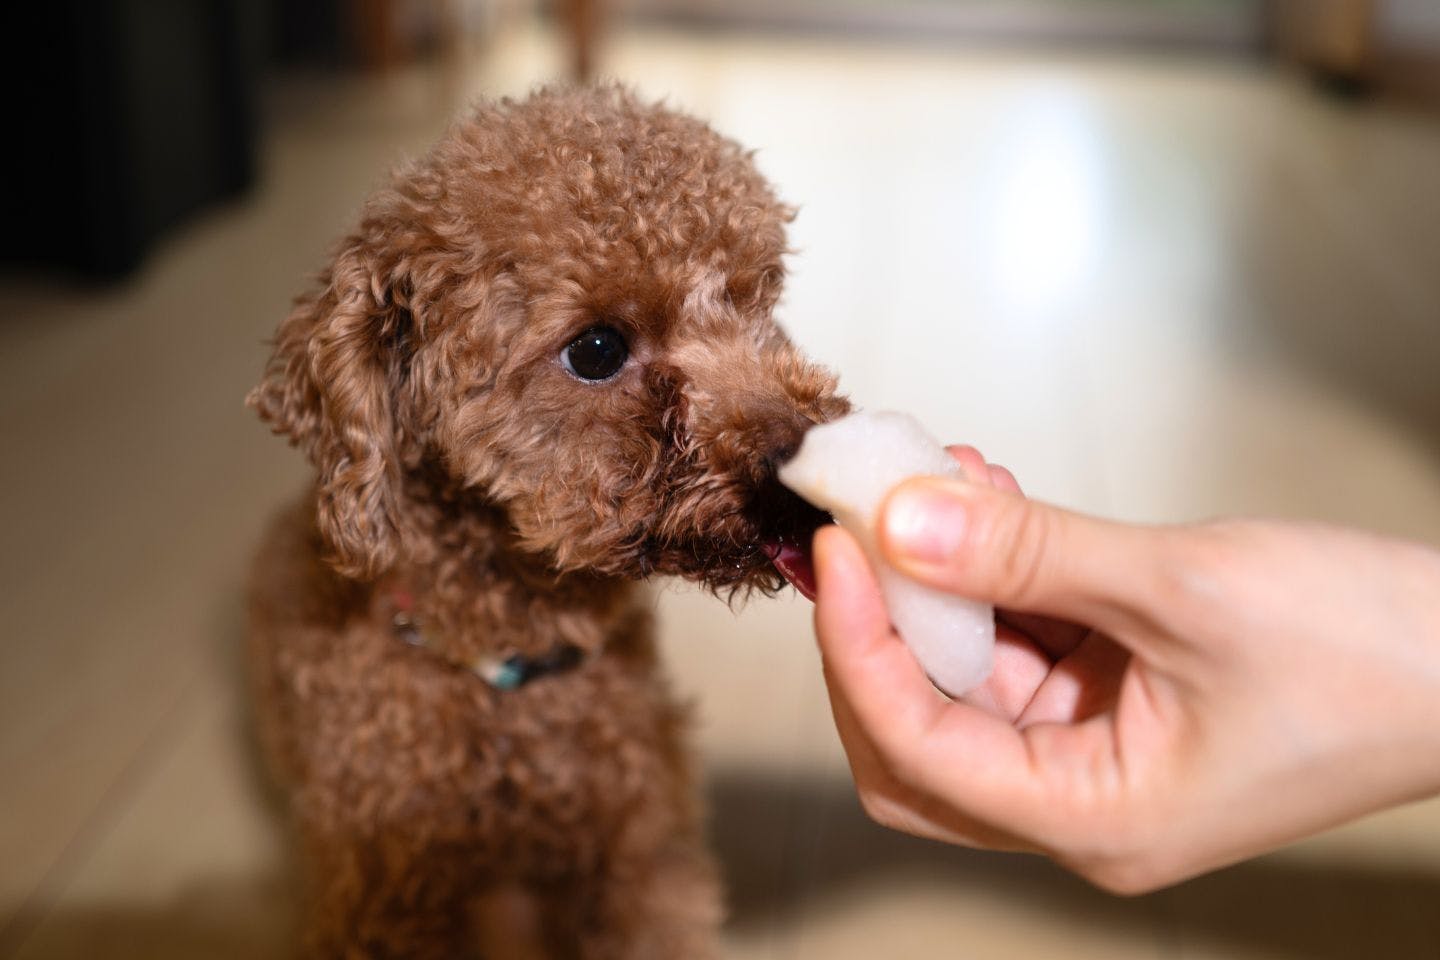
562, 326, 629, 381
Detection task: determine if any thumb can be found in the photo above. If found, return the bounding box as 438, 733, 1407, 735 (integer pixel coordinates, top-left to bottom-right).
878, 478, 1162, 636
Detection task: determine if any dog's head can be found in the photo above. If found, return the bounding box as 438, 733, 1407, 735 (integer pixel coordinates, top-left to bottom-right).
250, 85, 846, 596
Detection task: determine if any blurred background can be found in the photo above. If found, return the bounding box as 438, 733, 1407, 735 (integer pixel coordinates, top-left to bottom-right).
2, 1, 1439, 958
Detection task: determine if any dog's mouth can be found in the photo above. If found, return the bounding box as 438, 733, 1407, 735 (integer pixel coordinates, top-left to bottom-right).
641, 478, 833, 600
747, 478, 832, 602
762, 534, 821, 601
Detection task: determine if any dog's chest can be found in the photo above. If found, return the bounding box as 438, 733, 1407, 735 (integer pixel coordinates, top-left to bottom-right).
289, 612, 686, 867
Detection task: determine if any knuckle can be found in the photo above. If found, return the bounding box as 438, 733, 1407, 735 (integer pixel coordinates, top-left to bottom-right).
991, 499, 1055, 607
856, 787, 902, 830
1050, 806, 1175, 896
879, 748, 930, 793
1145, 521, 1253, 625
856, 787, 939, 841
1080, 856, 1168, 897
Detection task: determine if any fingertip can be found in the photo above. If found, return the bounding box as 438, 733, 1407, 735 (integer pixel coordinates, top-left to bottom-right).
814, 525, 870, 597
878, 475, 982, 573
945, 444, 989, 483
814, 522, 859, 567
988, 463, 1022, 494
813, 525, 887, 645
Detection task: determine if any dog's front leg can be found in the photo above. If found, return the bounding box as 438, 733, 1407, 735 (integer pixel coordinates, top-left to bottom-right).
542, 837, 724, 960
298, 827, 472, 960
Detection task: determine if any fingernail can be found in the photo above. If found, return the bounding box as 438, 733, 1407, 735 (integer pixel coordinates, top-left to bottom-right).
883, 482, 969, 565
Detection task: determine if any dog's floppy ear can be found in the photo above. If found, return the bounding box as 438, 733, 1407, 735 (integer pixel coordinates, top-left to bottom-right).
248, 229, 413, 581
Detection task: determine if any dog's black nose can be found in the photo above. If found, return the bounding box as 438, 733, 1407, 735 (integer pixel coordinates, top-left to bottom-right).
758, 418, 810, 479
761, 446, 797, 480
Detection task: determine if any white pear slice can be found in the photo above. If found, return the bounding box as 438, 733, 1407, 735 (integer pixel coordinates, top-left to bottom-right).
779, 411, 995, 696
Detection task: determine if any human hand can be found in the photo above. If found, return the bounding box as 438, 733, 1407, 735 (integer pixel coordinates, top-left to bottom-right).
813, 448, 1440, 893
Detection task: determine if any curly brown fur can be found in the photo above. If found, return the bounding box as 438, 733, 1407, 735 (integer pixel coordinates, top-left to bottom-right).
248, 84, 847, 959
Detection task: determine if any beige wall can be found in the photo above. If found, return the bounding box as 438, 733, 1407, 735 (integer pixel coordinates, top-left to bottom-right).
1380, 0, 1440, 49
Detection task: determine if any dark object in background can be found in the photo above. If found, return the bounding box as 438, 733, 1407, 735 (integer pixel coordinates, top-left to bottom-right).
559, 0, 602, 81
1271, 0, 1440, 108
1270, 0, 1376, 99
270, 0, 347, 66
3, 1, 262, 280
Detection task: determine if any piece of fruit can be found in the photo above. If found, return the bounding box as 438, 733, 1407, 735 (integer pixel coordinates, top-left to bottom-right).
779, 411, 995, 696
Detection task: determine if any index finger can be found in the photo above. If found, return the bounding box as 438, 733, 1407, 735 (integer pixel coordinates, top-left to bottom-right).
812, 526, 1049, 832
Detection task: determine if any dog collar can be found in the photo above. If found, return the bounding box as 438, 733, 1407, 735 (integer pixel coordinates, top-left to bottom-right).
386, 586, 587, 691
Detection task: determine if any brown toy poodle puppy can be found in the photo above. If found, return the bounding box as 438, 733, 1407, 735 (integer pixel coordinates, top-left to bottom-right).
248, 84, 847, 958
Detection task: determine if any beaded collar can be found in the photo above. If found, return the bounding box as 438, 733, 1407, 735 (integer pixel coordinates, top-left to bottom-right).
385, 585, 587, 691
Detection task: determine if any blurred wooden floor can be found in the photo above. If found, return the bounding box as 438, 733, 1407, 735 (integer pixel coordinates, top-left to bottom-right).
2, 17, 1439, 960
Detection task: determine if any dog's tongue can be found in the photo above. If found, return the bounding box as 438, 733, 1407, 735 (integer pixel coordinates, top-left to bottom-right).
763, 538, 818, 602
